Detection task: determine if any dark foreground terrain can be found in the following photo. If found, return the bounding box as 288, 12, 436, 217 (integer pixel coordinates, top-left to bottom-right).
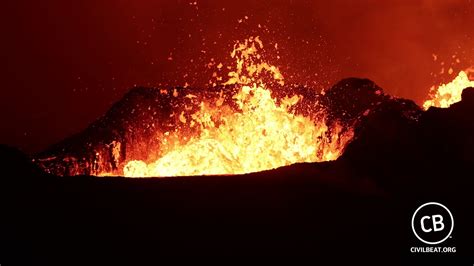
1, 82, 473, 265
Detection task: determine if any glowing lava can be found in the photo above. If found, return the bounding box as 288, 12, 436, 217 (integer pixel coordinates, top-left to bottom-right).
423, 69, 474, 110
121, 37, 353, 177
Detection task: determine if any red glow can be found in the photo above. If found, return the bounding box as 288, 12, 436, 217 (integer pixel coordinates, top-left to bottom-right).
2, 0, 474, 152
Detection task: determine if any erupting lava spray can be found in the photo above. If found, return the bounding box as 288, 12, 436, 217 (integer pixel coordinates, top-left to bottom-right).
423, 69, 474, 109
121, 37, 354, 177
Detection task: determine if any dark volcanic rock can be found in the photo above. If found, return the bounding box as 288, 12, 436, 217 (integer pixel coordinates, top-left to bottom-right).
33, 79, 470, 181
35, 86, 241, 176
320, 78, 422, 126
320, 78, 387, 124
418, 87, 474, 164
338, 86, 474, 190
0, 145, 43, 178
2, 83, 474, 264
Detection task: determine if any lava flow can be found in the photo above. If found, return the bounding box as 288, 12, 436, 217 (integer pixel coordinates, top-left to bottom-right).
122, 37, 353, 177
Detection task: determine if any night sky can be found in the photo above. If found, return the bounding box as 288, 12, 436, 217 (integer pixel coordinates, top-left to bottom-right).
2, 0, 474, 153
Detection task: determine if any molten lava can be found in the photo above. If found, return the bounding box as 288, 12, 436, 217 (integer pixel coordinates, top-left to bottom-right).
123, 84, 352, 177
423, 69, 474, 109
40, 37, 474, 178
120, 37, 353, 177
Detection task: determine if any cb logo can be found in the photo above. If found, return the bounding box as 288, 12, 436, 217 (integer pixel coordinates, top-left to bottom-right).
411, 202, 453, 245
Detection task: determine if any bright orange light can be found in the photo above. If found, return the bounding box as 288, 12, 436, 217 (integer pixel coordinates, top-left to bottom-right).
116, 37, 354, 177
423, 70, 474, 110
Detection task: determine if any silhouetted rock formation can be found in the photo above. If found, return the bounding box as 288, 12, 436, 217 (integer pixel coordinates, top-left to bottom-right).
0, 145, 43, 178
419, 87, 474, 164
34, 86, 227, 175
33, 79, 423, 176
2, 82, 474, 264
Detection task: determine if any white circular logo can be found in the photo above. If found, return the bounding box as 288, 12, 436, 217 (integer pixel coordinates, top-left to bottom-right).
411, 202, 454, 245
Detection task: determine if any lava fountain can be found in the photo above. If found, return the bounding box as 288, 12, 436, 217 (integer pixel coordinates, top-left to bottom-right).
35, 36, 474, 178
423, 69, 474, 109
120, 37, 354, 177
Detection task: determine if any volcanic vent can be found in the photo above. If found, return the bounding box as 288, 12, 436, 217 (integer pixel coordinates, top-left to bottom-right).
34, 37, 474, 178
35, 37, 356, 177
